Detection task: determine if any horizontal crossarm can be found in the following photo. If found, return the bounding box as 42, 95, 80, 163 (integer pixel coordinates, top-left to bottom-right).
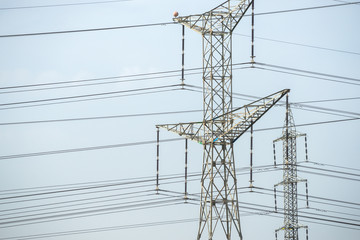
173, 0, 253, 34
157, 89, 289, 144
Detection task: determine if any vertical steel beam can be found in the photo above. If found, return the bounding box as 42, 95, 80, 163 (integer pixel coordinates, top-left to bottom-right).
185, 138, 188, 200
181, 25, 185, 87
249, 124, 254, 188
156, 127, 160, 192
251, 0, 255, 63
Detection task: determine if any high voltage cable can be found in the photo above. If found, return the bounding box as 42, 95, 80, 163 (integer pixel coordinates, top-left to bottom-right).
254, 67, 360, 86
234, 33, 360, 56
0, 84, 181, 107
0, 170, 189, 195
1, 191, 359, 230
0, 165, 358, 216
0, 218, 198, 240
297, 164, 360, 178
0, 67, 190, 90
186, 85, 360, 118
0, 63, 357, 111
1, 97, 358, 126
0, 191, 155, 217
0, 118, 358, 161
0, 2, 358, 38
0, 165, 279, 203
0, 200, 184, 229
0, 22, 176, 38
307, 160, 360, 172
0, 192, 156, 218
255, 62, 360, 84
0, 178, 157, 201
0, 62, 357, 92
0, 0, 132, 11
179, 192, 360, 228
0, 164, 274, 198
293, 97, 360, 104
1, 208, 358, 240
5, 164, 357, 225
0, 138, 182, 161
252, 1, 360, 16
254, 186, 360, 207
253, 188, 360, 211
298, 169, 360, 182
0, 196, 183, 224
0, 65, 247, 95
0, 73, 182, 94
0, 109, 202, 126
0, 88, 181, 111
0, 173, 358, 230
0, 64, 249, 93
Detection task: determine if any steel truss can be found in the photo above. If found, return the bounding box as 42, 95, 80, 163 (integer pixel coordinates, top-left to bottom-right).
157, 1, 289, 239
273, 96, 309, 240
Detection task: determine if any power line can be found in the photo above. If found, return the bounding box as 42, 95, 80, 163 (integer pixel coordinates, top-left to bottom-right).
254, 186, 360, 208
0, 22, 176, 38
254, 67, 360, 86
297, 164, 360, 178
298, 169, 360, 182
254, 118, 360, 132
0, 118, 358, 160
0, 138, 182, 161
0, 88, 182, 111
0, 2, 358, 38
0, 165, 276, 200
0, 0, 132, 11
0, 195, 181, 224
1, 58, 358, 100
0, 63, 249, 94
0, 165, 275, 212
255, 62, 360, 84
0, 84, 181, 107
307, 160, 360, 172
254, 188, 360, 212
0, 218, 198, 240
293, 97, 360, 104
171, 191, 360, 228
251, 1, 360, 16
0, 69, 184, 90
0, 73, 182, 94
186, 85, 360, 118
0, 109, 202, 126
2, 188, 359, 230
0, 200, 183, 229
0, 167, 358, 229
234, 33, 360, 56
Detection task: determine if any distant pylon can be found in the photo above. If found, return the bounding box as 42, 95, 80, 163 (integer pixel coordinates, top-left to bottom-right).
273, 95, 309, 240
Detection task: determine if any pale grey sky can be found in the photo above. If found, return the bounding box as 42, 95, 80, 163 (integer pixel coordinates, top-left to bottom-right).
0, 0, 359, 239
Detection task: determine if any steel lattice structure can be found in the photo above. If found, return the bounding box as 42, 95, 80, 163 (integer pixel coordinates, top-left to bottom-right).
273, 96, 309, 240
157, 1, 289, 239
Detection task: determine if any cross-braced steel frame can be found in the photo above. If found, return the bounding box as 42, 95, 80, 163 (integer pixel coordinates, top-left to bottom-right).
273, 96, 309, 240
157, 1, 289, 239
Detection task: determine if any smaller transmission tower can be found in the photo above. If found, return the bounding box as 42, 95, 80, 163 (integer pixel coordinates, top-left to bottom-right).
273, 95, 309, 240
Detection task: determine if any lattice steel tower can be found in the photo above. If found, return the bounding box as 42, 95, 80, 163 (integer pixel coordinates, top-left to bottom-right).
273, 95, 309, 240
157, 1, 289, 239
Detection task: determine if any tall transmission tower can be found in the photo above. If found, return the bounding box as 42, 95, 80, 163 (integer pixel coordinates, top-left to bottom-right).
156, 1, 289, 239
273, 95, 309, 240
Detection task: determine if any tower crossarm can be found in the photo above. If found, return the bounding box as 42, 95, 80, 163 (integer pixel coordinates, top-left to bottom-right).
157, 89, 289, 144
173, 0, 253, 34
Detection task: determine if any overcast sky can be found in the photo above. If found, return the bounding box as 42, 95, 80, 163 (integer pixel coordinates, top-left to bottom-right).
0, 0, 359, 239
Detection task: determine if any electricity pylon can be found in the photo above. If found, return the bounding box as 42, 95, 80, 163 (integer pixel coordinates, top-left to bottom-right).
273, 95, 309, 240
157, 1, 289, 239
